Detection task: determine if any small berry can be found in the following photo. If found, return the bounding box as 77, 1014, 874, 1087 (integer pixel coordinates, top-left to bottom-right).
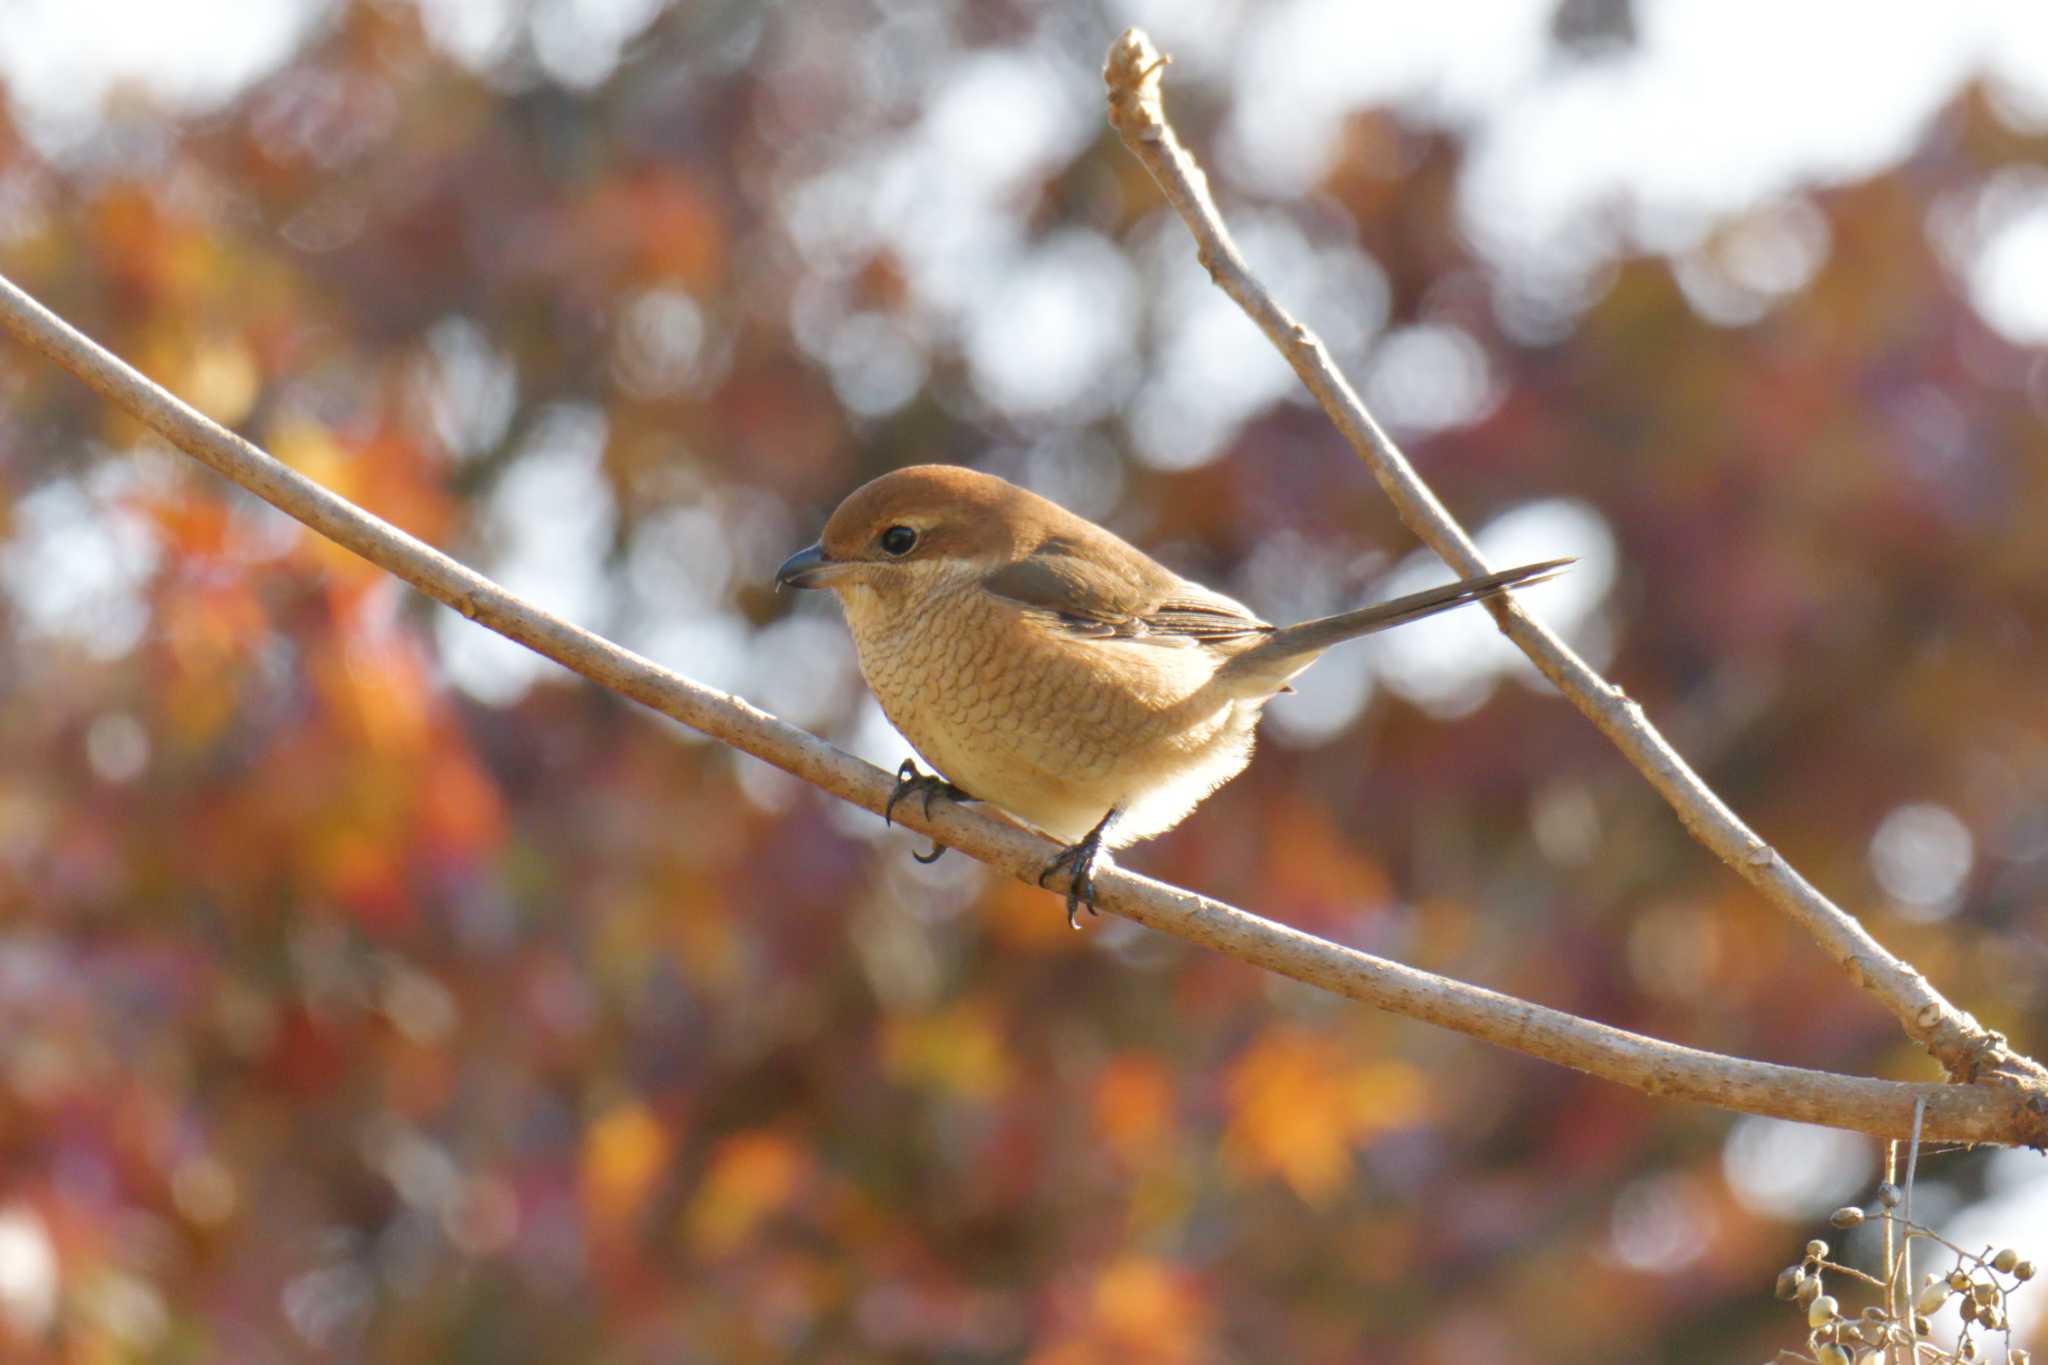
1914, 1313, 1932, 1336
1916, 1280, 1951, 1316
1950, 1269, 1971, 1292
1993, 1247, 2019, 1274
1774, 1266, 1803, 1301
1815, 1346, 1851, 1365
1877, 1182, 1902, 1207
1798, 1274, 1824, 1305
1830, 1206, 1866, 1228
2015, 1259, 2036, 1282
1809, 1294, 1840, 1328
1806, 1238, 1830, 1260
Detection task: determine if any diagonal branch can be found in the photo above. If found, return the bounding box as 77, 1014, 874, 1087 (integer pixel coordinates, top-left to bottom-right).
1, 261, 2042, 1145
1102, 28, 2046, 1093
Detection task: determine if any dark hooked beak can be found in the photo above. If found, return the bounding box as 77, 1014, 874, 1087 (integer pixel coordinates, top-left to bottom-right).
774, 542, 851, 591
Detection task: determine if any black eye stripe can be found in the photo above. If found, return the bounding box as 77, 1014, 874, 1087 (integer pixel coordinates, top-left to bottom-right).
880, 525, 918, 556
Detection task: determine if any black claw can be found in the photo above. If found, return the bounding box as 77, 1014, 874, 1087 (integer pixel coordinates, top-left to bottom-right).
883, 759, 918, 828
884, 759, 973, 866
1038, 808, 1119, 930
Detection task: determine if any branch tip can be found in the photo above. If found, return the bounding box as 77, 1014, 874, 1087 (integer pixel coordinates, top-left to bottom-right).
1104, 28, 1169, 131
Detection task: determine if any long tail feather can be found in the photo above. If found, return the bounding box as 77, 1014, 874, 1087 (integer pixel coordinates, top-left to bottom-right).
1221, 557, 1572, 689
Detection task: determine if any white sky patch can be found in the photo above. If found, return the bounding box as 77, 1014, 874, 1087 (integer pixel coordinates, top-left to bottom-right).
0, 471, 161, 660
625, 500, 737, 620
0, 0, 331, 157
1264, 643, 1375, 750
746, 614, 860, 733
1115, 0, 1253, 81
1722, 1116, 1878, 1220
612, 286, 718, 402
529, 0, 670, 90
1607, 1173, 1716, 1275
411, 317, 518, 461
1460, 1, 2048, 297
1250, 530, 1382, 749
436, 405, 617, 705
413, 0, 520, 71
964, 230, 1138, 420
826, 697, 924, 843
85, 712, 150, 783
1371, 498, 1616, 718
0, 1206, 57, 1336
823, 311, 928, 418
1933, 1150, 2048, 1348
1986, 12, 2048, 129
1964, 187, 2048, 345
1130, 210, 1388, 470
1363, 323, 1500, 436
1224, 0, 1553, 196
1869, 802, 1975, 920
861, 47, 1095, 319
1673, 196, 1834, 327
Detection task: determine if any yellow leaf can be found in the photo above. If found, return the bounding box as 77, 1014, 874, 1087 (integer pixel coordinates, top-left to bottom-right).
581, 1102, 672, 1228
684, 1131, 810, 1257
184, 335, 260, 425
882, 1002, 1012, 1101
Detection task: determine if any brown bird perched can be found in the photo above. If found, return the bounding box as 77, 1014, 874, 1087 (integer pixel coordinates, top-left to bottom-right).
777, 466, 1566, 926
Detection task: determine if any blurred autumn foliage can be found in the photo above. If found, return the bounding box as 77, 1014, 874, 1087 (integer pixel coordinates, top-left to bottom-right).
2, 2, 2048, 1361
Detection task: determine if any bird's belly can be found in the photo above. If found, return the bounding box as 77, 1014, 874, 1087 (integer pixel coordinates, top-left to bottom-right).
852, 612, 1258, 846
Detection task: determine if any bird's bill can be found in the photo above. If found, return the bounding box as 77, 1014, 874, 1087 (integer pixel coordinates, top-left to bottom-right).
774, 542, 856, 590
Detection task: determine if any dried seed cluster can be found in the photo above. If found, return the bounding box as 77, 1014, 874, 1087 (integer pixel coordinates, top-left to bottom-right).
1766, 1197, 2034, 1365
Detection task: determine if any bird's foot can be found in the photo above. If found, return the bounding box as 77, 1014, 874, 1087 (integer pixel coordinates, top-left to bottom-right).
1038, 808, 1119, 930
885, 759, 973, 864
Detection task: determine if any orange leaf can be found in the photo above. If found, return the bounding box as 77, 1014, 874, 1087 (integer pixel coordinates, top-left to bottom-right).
684, 1131, 811, 1257
581, 1102, 673, 1230
1091, 1055, 1172, 1163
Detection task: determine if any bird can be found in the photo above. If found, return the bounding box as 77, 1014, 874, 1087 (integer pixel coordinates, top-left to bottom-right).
775, 465, 1567, 926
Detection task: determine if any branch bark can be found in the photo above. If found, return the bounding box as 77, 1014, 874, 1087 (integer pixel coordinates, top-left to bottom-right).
1102, 28, 2048, 1095
1, 244, 2041, 1144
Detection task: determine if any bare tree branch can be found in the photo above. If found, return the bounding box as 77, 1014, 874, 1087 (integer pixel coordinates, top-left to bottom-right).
1102, 27, 2047, 1095
1, 261, 2042, 1146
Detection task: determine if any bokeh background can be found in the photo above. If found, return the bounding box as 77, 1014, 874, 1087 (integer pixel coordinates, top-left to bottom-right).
3, 0, 2048, 1360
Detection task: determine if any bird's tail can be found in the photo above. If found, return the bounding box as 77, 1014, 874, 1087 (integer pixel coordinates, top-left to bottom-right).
1218, 558, 1572, 692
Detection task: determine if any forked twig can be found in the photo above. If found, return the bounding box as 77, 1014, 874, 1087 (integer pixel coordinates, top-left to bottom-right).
1102, 26, 2046, 1094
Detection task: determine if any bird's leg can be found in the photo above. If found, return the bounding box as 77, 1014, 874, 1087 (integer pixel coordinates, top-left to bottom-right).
1038, 807, 1120, 930
885, 758, 974, 864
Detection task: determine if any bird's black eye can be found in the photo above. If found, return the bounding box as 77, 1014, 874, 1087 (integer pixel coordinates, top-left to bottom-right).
879, 525, 918, 556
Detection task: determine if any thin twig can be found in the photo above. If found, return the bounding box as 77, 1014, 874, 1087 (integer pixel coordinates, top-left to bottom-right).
1887, 1141, 1904, 1359
1, 284, 2043, 1144
1102, 26, 2046, 1093
1903, 1094, 1925, 1333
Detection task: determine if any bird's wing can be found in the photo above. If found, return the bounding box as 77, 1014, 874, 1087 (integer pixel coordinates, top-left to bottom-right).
980, 537, 1270, 645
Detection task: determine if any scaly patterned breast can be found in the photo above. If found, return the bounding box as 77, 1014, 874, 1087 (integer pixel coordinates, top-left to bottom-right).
837, 576, 1257, 845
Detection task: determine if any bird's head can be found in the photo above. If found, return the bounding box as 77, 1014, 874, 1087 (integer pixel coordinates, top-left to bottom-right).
775, 465, 1058, 608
